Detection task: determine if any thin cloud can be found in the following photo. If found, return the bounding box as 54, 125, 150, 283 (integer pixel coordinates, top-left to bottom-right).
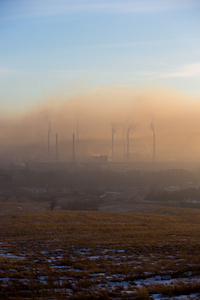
83, 39, 200, 49
0, 67, 18, 77
138, 63, 200, 80
49, 0, 199, 14
55, 70, 83, 74
163, 63, 200, 78
137, 71, 164, 80
55, 64, 200, 82
39, 0, 200, 14
54, 70, 86, 79
1, 0, 199, 20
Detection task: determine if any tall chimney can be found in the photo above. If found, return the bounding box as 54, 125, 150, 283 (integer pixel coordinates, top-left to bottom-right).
150, 121, 156, 162
153, 132, 156, 161
112, 130, 114, 161
127, 130, 129, 161
72, 133, 75, 162
76, 117, 79, 159
123, 127, 125, 160
56, 133, 58, 159
48, 130, 50, 156
123, 139, 125, 160
48, 122, 51, 157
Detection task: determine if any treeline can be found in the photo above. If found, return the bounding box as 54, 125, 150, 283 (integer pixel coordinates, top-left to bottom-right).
10, 168, 199, 188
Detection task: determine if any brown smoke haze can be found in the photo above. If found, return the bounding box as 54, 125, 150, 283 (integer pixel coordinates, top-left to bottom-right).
1, 85, 200, 163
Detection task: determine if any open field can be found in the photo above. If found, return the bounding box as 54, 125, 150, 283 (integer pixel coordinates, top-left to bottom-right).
1, 203, 200, 299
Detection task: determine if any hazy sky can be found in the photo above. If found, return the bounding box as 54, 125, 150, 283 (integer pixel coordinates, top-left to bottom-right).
0, 0, 200, 111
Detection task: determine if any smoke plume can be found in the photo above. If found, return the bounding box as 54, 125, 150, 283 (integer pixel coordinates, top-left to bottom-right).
0, 85, 200, 163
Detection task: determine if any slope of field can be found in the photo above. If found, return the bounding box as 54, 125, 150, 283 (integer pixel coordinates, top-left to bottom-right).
0, 203, 200, 299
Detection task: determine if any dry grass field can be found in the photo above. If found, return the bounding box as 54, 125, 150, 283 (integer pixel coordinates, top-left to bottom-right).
1, 201, 200, 299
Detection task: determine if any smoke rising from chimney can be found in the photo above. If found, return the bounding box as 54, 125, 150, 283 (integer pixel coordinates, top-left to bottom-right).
0, 85, 200, 162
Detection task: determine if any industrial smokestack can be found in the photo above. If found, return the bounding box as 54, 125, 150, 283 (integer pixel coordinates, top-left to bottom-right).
126, 124, 133, 161
48, 132, 49, 155
56, 133, 58, 159
72, 133, 75, 162
127, 128, 130, 161
123, 127, 125, 160
112, 128, 114, 161
48, 122, 51, 156
150, 121, 156, 161
153, 132, 155, 161
76, 117, 79, 160
111, 123, 118, 161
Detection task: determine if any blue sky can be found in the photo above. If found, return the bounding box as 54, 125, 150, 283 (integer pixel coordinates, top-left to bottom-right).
0, 0, 200, 111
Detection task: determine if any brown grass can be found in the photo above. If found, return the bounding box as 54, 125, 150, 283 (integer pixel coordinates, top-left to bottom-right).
0, 205, 200, 299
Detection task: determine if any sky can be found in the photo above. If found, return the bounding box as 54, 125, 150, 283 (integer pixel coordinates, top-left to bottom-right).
0, 0, 200, 112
